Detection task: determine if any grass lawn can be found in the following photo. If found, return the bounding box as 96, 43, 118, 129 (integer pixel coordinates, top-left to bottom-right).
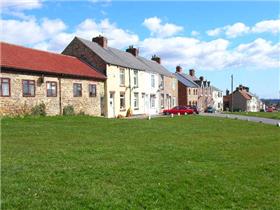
2, 115, 280, 209
225, 111, 280, 120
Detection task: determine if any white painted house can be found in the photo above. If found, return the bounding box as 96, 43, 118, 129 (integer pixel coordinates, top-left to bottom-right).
63, 36, 177, 118
212, 86, 223, 111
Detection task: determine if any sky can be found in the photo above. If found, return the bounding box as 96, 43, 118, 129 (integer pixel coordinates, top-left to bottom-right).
1, 0, 280, 98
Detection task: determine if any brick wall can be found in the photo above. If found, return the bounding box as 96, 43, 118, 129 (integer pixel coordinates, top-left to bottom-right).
0, 71, 104, 116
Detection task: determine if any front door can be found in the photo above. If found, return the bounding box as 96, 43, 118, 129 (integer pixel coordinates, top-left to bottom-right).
109, 92, 115, 118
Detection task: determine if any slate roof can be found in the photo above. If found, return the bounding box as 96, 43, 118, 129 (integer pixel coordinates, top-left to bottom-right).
174, 72, 199, 88
0, 42, 106, 80
211, 86, 222, 92
77, 37, 172, 77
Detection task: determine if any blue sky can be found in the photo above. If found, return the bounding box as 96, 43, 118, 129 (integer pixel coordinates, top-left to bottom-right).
1, 0, 279, 98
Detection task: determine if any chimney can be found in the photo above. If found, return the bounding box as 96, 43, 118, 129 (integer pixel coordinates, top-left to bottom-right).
151, 55, 161, 64
207, 81, 210, 86
189, 69, 195, 77
199, 76, 204, 81
176, 65, 183, 73
92, 35, 108, 48
226, 89, 229, 96
126, 45, 139, 57
245, 87, 249, 92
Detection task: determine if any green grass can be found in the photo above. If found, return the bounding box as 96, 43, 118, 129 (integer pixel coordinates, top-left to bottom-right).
225, 111, 280, 120
2, 116, 280, 209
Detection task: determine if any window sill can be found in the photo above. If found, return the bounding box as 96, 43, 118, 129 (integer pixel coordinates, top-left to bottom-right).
120, 109, 126, 112
134, 108, 139, 110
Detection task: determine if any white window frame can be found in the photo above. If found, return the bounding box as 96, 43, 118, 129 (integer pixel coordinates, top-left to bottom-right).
133, 70, 138, 87
134, 92, 139, 109
120, 92, 125, 110
120, 69, 125, 86
151, 74, 155, 88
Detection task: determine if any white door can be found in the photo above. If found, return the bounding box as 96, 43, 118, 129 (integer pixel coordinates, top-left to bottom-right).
109, 92, 115, 118
145, 94, 149, 114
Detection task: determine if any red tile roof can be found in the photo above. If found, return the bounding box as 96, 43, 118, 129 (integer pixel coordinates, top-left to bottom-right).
239, 90, 252, 100
0, 42, 106, 80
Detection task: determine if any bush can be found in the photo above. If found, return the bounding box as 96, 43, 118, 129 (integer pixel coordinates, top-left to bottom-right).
63, 105, 75, 116
31, 103, 46, 116
126, 107, 132, 117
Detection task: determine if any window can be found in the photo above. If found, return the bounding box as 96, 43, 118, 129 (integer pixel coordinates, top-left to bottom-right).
133, 70, 138, 87
120, 92, 125, 110
120, 69, 125, 86
151, 74, 155, 88
22, 80, 35, 97
73, 83, 82, 97
0, 78, 10, 97
159, 75, 164, 89
46, 81, 57, 97
89, 84, 96, 97
172, 97, 176, 107
189, 89, 191, 95
150, 95, 156, 108
193, 89, 196, 95
172, 79, 176, 90
134, 92, 139, 109
160, 94, 164, 108
189, 101, 192, 106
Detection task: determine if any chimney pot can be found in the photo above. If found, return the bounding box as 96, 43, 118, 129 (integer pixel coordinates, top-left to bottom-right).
126, 45, 139, 56
189, 69, 195, 77
151, 55, 161, 64
199, 76, 204, 81
176, 65, 183, 73
92, 35, 108, 48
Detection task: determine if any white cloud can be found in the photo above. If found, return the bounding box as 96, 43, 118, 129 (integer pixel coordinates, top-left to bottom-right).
225, 22, 250, 38
140, 36, 280, 71
207, 22, 249, 38
0, 17, 67, 48
1, 15, 279, 71
75, 18, 139, 49
207, 19, 280, 38
143, 17, 183, 38
191, 30, 200, 36
252, 19, 280, 34
0, 0, 42, 10
0, 17, 139, 52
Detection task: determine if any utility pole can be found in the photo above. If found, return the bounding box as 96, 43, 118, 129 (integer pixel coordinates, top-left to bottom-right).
231, 74, 233, 112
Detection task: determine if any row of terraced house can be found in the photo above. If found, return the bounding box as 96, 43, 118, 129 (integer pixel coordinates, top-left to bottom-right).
0, 36, 223, 117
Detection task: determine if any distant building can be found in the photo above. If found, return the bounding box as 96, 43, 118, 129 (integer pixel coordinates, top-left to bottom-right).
223, 85, 261, 112
211, 86, 223, 111
174, 67, 213, 111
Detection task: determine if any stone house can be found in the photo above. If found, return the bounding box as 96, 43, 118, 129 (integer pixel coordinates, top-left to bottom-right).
174, 66, 199, 107
62, 36, 177, 118
223, 85, 261, 112
0, 42, 106, 116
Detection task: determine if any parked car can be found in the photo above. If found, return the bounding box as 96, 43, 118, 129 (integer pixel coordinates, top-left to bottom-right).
163, 106, 194, 115
266, 107, 274, 112
205, 106, 216, 113
187, 106, 199, 114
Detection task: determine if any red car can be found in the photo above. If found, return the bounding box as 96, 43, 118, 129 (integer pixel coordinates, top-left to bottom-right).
266, 107, 274, 112
163, 106, 194, 115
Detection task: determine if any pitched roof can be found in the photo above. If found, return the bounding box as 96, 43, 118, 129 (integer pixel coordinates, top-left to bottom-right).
239, 90, 252, 100
174, 72, 199, 88
211, 86, 222, 92
0, 42, 106, 80
76, 37, 172, 77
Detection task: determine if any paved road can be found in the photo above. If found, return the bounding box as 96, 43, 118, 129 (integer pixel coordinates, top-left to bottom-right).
200, 112, 280, 126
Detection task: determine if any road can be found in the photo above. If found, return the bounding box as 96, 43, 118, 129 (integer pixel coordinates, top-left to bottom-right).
200, 112, 280, 126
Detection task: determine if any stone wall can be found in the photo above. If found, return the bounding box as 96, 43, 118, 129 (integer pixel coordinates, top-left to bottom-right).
0, 71, 104, 116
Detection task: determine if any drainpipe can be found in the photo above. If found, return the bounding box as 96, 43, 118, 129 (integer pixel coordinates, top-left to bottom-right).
129, 69, 132, 108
